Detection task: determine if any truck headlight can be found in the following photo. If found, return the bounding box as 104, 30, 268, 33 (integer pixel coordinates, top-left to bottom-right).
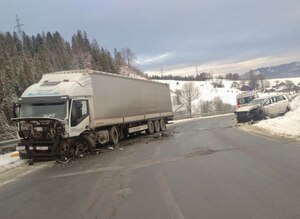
20, 124, 31, 131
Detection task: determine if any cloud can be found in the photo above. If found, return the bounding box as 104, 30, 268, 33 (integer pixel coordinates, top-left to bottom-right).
1, 0, 300, 75
145, 52, 300, 76
137, 53, 172, 65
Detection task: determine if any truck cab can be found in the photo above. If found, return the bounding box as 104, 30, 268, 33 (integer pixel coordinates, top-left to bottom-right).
13, 71, 93, 160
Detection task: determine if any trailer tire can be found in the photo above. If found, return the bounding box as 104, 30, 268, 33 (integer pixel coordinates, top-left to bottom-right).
146, 121, 154, 134
160, 119, 166, 131
154, 120, 161, 133
110, 126, 119, 145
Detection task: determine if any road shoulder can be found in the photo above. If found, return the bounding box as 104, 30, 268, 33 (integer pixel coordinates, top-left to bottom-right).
237, 123, 300, 143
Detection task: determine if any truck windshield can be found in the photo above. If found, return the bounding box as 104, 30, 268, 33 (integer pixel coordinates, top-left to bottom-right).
20, 102, 67, 119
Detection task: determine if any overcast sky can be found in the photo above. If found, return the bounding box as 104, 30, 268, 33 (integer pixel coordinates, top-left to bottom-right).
1, 0, 299, 75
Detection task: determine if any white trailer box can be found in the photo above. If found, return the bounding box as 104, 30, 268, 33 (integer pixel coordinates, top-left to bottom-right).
89, 73, 173, 127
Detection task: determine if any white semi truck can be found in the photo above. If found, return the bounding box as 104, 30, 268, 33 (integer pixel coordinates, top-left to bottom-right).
12, 69, 173, 160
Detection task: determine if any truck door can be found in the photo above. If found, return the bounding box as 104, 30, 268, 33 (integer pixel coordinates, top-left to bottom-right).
69, 99, 90, 137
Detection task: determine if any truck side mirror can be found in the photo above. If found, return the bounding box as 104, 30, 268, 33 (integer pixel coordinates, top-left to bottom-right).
12, 103, 20, 118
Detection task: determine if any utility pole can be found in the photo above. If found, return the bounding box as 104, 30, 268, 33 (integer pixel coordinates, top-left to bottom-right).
195, 66, 199, 75
14, 15, 24, 42
160, 68, 164, 78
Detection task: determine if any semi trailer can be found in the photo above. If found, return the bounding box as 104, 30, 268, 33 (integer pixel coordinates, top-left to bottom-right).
12, 69, 173, 160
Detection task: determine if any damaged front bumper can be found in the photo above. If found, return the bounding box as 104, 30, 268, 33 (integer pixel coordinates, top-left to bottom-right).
17, 139, 61, 160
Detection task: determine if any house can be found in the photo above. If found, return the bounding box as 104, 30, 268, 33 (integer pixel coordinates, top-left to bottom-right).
240, 85, 253, 91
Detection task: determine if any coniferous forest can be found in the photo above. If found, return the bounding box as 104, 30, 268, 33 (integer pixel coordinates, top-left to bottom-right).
0, 30, 129, 140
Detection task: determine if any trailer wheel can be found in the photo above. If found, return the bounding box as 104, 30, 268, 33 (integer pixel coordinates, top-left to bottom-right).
160, 119, 166, 131
110, 126, 119, 145
146, 121, 154, 134
154, 120, 161, 133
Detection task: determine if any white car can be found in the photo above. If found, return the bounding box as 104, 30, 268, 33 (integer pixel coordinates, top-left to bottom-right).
235, 94, 291, 123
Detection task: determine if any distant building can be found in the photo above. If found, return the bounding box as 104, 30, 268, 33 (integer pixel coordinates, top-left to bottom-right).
240, 85, 253, 91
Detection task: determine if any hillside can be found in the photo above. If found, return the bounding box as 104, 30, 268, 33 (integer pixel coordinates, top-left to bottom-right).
0, 30, 146, 141
242, 62, 300, 79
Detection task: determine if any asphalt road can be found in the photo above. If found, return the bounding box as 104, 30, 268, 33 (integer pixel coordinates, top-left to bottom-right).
0, 115, 300, 219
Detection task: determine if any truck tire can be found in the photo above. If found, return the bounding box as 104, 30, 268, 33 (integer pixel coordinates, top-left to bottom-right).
82, 135, 96, 149
146, 121, 154, 134
160, 119, 166, 131
154, 120, 161, 133
110, 126, 119, 145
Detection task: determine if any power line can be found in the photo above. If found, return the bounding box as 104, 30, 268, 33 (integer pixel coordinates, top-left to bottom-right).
14, 15, 24, 40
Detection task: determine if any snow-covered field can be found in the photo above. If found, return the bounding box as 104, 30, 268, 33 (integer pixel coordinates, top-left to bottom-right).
157, 79, 241, 106
254, 96, 300, 139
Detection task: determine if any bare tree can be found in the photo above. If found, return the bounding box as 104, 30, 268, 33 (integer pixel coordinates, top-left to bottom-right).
180, 82, 199, 115
248, 70, 258, 89
263, 80, 271, 89
285, 80, 295, 94
199, 101, 214, 115
174, 89, 182, 105
255, 74, 265, 91
275, 80, 280, 89
231, 81, 238, 88
213, 96, 223, 112
121, 48, 136, 66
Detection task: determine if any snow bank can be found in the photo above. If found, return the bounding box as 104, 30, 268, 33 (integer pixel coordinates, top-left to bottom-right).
254, 96, 300, 139
0, 152, 25, 172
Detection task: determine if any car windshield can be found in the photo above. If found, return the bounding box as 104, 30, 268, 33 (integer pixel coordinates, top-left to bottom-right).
20, 102, 67, 119
248, 98, 265, 105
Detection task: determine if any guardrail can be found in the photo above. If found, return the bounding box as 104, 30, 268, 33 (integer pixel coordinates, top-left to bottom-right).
173, 111, 234, 120
0, 139, 20, 149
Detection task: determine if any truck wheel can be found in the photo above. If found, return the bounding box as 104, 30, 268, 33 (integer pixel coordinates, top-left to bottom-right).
110, 126, 119, 145
160, 119, 166, 131
146, 121, 154, 134
154, 120, 161, 133
82, 135, 96, 149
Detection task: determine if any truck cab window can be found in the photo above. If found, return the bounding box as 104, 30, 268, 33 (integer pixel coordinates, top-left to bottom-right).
71, 100, 89, 127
